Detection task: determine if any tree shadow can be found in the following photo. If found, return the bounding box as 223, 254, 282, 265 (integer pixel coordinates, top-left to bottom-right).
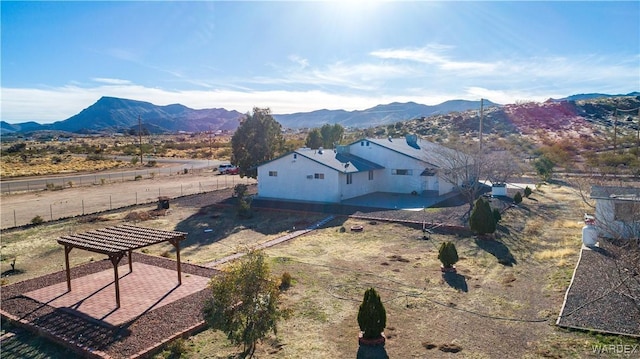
442, 272, 468, 292
474, 238, 517, 266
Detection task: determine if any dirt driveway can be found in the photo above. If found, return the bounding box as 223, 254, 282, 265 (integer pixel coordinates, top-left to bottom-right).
0, 172, 255, 229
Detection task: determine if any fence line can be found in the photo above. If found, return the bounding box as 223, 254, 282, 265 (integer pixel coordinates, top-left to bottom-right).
1, 165, 213, 195
1, 175, 255, 230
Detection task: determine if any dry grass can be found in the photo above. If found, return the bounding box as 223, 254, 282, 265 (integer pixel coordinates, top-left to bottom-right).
2, 182, 630, 358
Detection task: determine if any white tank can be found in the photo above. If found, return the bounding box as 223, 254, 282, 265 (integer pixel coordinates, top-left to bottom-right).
582, 222, 598, 247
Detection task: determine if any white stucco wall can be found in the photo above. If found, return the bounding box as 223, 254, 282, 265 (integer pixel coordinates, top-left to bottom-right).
595, 199, 640, 239
349, 141, 425, 194
257, 153, 341, 203
338, 169, 380, 200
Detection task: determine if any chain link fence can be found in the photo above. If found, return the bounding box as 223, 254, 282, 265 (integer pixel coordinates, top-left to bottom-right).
1, 171, 255, 229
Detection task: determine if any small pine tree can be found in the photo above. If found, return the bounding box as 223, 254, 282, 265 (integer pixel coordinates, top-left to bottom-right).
524, 186, 532, 198
357, 288, 386, 339
469, 198, 496, 235
514, 191, 523, 204
438, 241, 459, 268
492, 208, 502, 224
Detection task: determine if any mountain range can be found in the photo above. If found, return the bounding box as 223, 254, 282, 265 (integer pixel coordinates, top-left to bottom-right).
1, 92, 638, 135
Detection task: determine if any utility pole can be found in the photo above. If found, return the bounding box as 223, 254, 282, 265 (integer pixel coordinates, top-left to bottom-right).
479, 98, 484, 151
138, 115, 143, 165
613, 108, 618, 153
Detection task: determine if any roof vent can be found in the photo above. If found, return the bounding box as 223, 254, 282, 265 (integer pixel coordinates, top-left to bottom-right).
388, 136, 392, 142
406, 134, 419, 149
318, 147, 323, 154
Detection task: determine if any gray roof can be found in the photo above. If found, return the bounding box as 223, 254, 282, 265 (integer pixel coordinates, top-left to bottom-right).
295, 148, 384, 173
591, 185, 640, 201
356, 136, 461, 168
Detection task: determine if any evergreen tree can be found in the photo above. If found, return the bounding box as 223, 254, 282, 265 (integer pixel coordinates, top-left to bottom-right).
469, 198, 496, 235
438, 241, 459, 268
357, 288, 386, 339
320, 123, 344, 149
304, 128, 323, 149
514, 191, 523, 204
231, 108, 285, 178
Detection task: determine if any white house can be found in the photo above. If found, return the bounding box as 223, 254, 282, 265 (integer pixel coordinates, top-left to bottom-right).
591, 185, 640, 240
256, 135, 466, 204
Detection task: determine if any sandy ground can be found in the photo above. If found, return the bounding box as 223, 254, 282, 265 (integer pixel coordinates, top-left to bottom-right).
0, 172, 255, 229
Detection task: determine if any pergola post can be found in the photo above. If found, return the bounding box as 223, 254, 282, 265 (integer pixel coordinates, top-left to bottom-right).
169, 236, 184, 285
109, 253, 125, 308
128, 250, 133, 273
64, 245, 73, 292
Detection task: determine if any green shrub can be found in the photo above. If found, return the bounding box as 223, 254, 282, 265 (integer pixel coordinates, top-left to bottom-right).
134, 175, 143, 181
357, 288, 386, 339
469, 198, 496, 234
31, 215, 44, 225
524, 186, 532, 198
514, 191, 523, 204
492, 208, 502, 223
279, 272, 292, 291
438, 241, 459, 268
162, 337, 187, 359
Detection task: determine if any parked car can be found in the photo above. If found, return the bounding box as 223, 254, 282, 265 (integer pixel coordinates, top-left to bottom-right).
218, 164, 238, 175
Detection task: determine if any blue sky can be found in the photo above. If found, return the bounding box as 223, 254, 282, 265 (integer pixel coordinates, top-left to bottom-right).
2, 1, 639, 124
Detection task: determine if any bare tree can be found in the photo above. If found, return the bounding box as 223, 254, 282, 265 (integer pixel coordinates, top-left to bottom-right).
429, 140, 487, 217
485, 150, 523, 186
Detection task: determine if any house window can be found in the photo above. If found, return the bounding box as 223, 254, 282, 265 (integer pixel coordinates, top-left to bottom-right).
293, 154, 297, 159
346, 173, 353, 185
614, 202, 639, 221
392, 169, 413, 175
268, 171, 277, 177
368, 171, 373, 180
361, 141, 365, 146
314, 173, 324, 179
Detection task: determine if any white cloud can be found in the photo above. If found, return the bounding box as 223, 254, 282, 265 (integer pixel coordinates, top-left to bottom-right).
92, 78, 133, 85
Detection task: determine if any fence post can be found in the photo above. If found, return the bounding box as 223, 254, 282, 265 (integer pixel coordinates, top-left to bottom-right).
7, 183, 10, 194
82, 200, 85, 215
181, 184, 183, 196
159, 188, 161, 197
50, 204, 53, 221
110, 195, 112, 210
136, 192, 138, 205
14, 210, 17, 227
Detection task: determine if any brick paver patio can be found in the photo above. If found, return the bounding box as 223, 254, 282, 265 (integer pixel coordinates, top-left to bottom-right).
24, 262, 210, 326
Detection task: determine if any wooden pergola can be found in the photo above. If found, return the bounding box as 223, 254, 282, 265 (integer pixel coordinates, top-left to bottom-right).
57, 224, 187, 308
